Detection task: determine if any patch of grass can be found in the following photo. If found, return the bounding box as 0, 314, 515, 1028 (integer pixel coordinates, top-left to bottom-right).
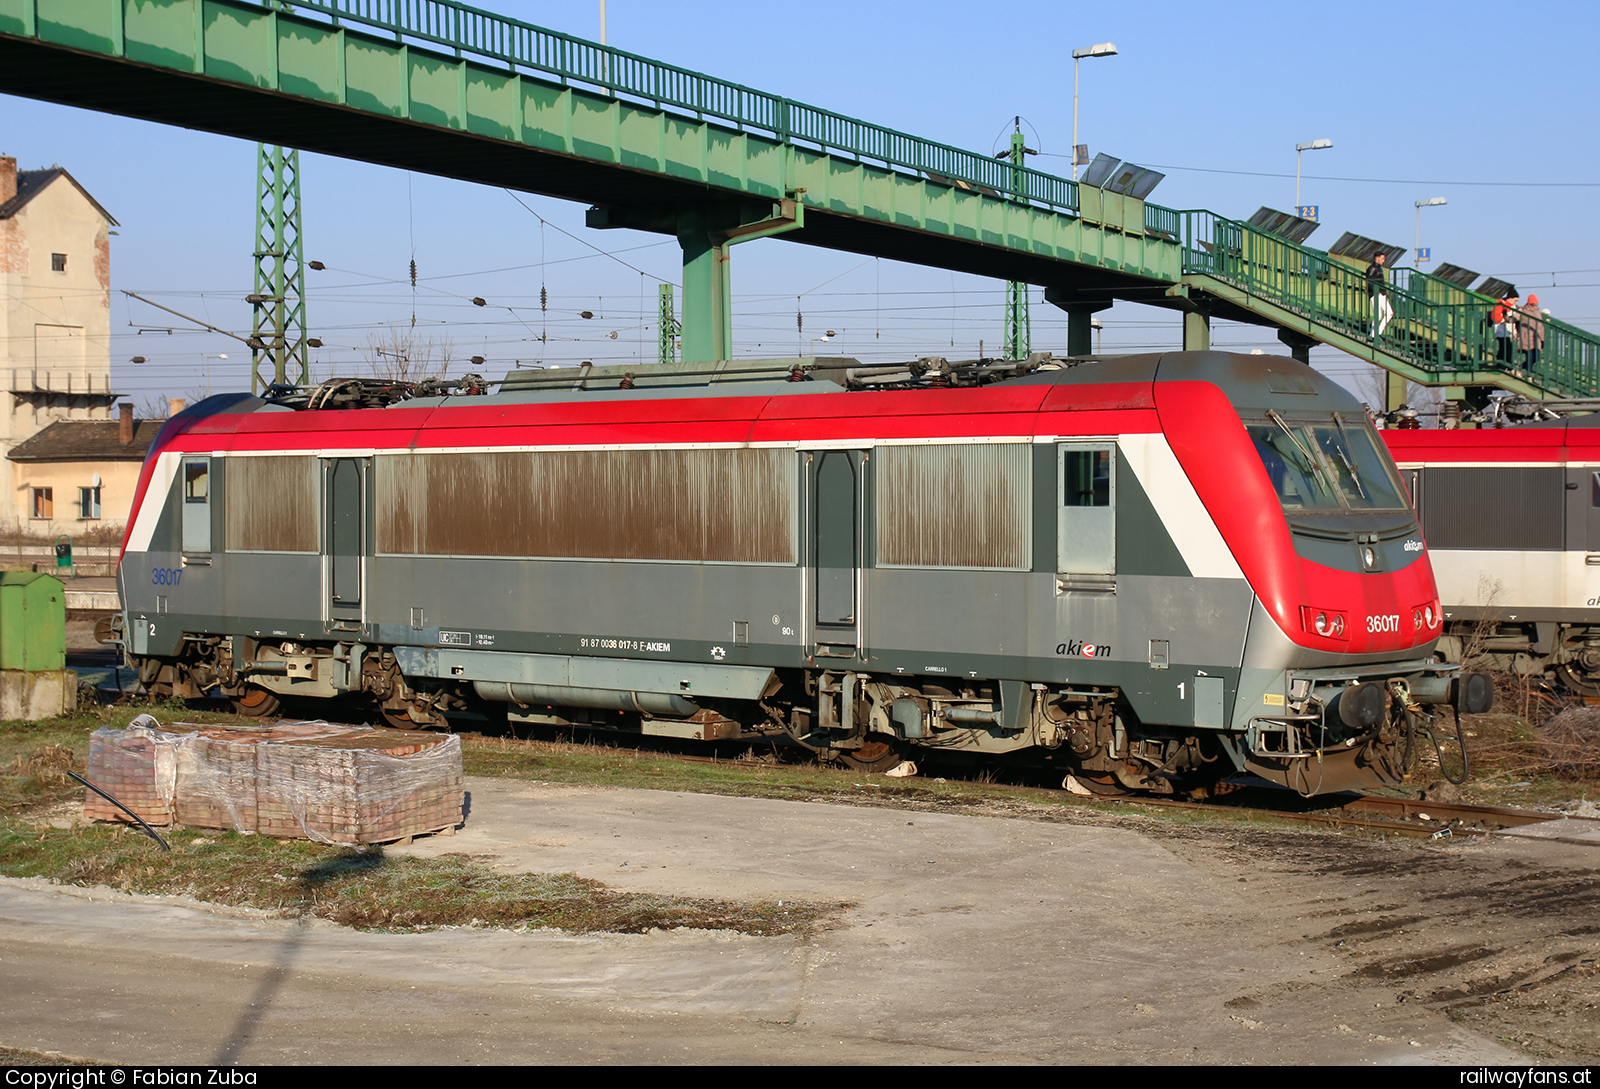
458, 735, 1327, 837
0, 822, 838, 935
0, 700, 261, 814
0, 1045, 96, 1067
0, 708, 845, 936
1442, 705, 1600, 807
464, 733, 1040, 807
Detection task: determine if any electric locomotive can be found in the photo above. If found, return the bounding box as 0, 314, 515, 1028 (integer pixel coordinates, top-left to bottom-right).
116, 350, 1486, 796
1385, 419, 1600, 693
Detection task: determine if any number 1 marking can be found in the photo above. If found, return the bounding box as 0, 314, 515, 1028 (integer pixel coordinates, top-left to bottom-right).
1179, 682, 1186, 700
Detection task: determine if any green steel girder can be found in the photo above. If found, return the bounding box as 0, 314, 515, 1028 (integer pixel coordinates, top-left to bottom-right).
0, 0, 1180, 314
657, 283, 678, 368
251, 143, 309, 392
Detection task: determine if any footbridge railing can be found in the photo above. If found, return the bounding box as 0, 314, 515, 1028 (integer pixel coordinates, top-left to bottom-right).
276, 0, 1102, 213
1178, 210, 1600, 398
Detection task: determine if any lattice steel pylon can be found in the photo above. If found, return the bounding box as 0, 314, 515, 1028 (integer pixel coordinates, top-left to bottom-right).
1003, 120, 1031, 360
250, 145, 309, 393
658, 282, 680, 366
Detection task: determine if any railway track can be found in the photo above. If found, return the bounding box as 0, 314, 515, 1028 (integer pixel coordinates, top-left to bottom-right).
466, 733, 1600, 845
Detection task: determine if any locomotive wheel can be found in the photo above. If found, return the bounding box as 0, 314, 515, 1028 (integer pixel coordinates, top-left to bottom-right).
231, 685, 281, 719
1066, 771, 1132, 797
1556, 664, 1600, 698
378, 705, 424, 731
836, 735, 904, 773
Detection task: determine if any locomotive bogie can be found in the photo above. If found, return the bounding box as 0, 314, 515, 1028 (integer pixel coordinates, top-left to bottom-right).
116, 352, 1461, 795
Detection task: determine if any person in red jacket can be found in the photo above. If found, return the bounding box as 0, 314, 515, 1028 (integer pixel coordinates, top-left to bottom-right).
1519, 294, 1546, 369
1491, 293, 1519, 363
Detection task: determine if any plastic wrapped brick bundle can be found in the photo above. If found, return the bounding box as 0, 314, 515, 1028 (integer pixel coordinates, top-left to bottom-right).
83, 719, 184, 826
173, 720, 353, 833
83, 719, 464, 844
173, 731, 259, 833
254, 728, 463, 844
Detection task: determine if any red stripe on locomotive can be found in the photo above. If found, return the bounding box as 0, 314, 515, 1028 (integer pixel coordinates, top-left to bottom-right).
1158, 381, 1437, 655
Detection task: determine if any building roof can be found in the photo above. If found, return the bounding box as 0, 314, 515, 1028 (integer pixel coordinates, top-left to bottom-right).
0, 167, 119, 226
6, 419, 158, 462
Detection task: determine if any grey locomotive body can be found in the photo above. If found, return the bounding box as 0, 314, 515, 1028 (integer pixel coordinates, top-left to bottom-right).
119, 352, 1475, 795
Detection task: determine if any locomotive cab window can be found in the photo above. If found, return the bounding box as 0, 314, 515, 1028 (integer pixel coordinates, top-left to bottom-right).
181, 457, 212, 554
1246, 412, 1407, 513
1057, 444, 1115, 577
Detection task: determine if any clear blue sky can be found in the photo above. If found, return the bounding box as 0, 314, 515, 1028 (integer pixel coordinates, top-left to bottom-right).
3, 0, 1596, 407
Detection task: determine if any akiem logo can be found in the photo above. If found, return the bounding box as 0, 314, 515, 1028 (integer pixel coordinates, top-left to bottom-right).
1056, 639, 1111, 658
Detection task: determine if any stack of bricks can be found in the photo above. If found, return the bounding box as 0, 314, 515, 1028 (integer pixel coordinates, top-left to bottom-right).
83, 720, 463, 844
83, 724, 183, 825
255, 730, 463, 844
173, 732, 260, 833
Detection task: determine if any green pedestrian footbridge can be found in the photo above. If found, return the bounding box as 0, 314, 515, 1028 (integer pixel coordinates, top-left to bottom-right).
2, 0, 1593, 402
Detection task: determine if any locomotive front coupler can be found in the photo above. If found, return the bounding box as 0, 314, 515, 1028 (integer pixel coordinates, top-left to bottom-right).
1399, 671, 1495, 716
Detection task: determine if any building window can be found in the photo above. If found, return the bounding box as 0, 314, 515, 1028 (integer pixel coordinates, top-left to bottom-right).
79, 486, 101, 520
31, 488, 52, 519
50, 253, 66, 272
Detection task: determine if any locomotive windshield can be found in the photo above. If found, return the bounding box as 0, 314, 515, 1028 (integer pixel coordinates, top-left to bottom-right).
1246, 412, 1409, 512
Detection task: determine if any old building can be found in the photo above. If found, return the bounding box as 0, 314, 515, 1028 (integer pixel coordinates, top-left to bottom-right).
7, 404, 157, 540
1, 155, 125, 535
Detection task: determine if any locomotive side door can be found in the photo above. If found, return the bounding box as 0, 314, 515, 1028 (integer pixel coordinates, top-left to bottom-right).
324, 457, 369, 632
1057, 443, 1116, 585
808, 448, 866, 659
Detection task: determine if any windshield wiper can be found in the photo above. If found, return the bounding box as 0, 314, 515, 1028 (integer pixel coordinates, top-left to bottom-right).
1267, 410, 1336, 499
1331, 415, 1368, 500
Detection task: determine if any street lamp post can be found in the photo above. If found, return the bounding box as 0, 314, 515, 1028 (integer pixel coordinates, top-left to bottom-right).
1294, 139, 1332, 210
1414, 197, 1447, 267
201, 353, 229, 398
1071, 43, 1118, 180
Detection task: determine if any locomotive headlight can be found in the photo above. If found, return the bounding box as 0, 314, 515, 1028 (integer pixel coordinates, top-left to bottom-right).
1362, 546, 1377, 569
1411, 601, 1440, 631
1301, 606, 1349, 640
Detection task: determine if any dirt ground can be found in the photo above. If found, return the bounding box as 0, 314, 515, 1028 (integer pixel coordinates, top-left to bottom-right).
390, 778, 1600, 1065
4, 773, 1597, 1064
1147, 821, 1600, 1062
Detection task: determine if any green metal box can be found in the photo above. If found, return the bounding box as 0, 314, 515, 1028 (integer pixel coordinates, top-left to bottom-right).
0, 573, 66, 672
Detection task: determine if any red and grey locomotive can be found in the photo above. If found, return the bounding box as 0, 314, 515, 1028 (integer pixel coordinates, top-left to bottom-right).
117, 350, 1485, 795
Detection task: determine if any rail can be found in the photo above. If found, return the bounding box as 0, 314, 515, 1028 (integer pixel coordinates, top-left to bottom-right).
274, 0, 1109, 215
1179, 210, 1600, 397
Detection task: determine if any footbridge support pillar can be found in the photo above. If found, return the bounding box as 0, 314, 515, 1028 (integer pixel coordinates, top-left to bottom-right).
1386, 369, 1408, 412
589, 199, 804, 363
1044, 288, 1113, 357
1276, 328, 1316, 365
